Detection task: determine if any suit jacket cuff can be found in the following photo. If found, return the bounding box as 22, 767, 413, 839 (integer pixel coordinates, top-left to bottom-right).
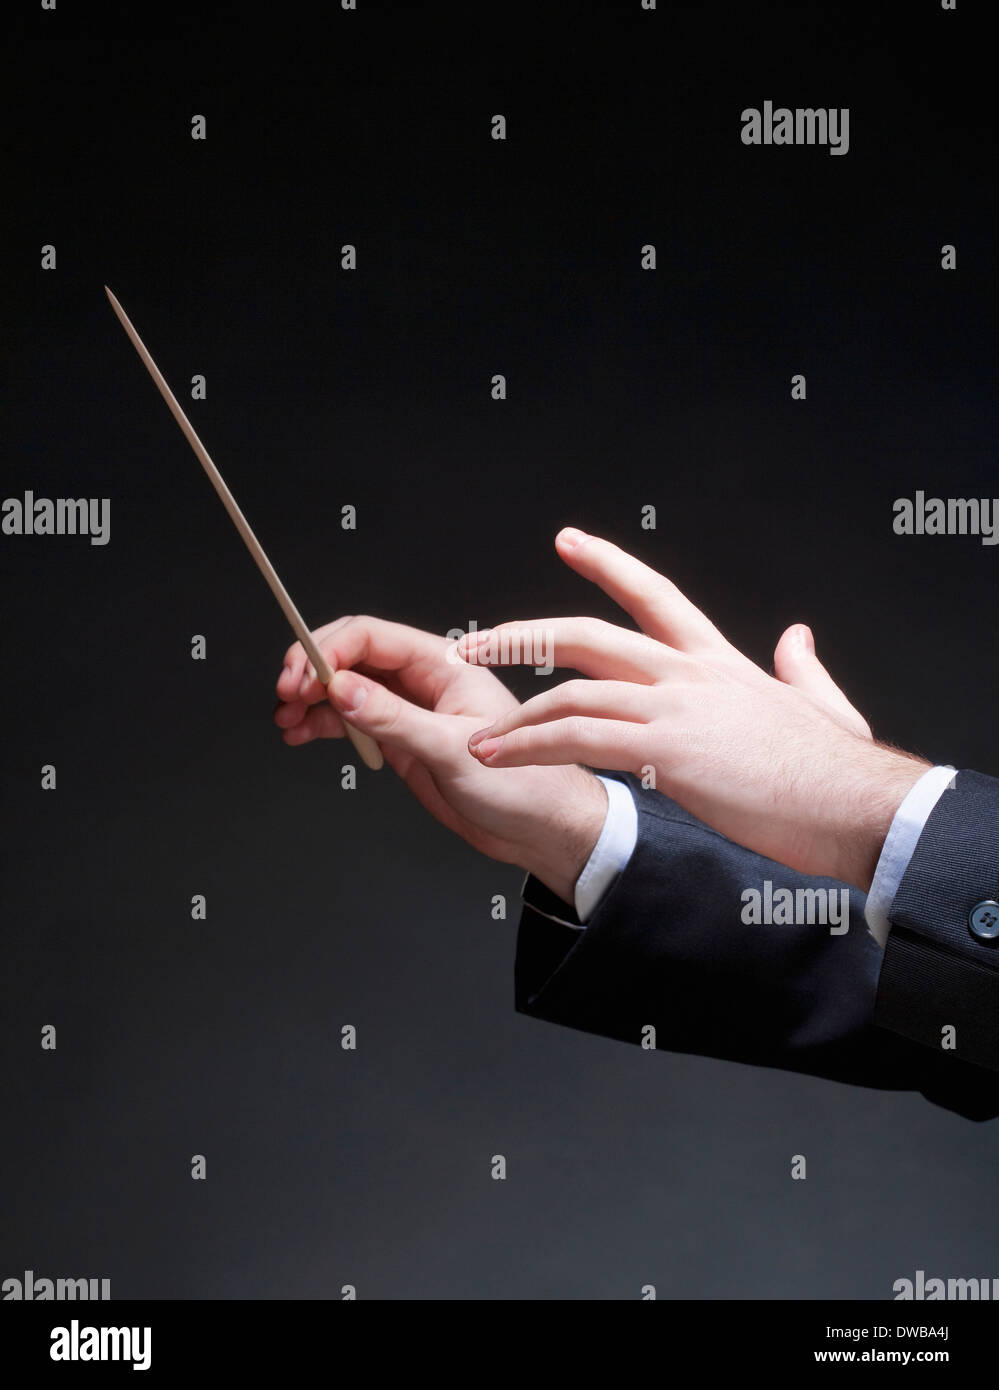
875, 768, 999, 1072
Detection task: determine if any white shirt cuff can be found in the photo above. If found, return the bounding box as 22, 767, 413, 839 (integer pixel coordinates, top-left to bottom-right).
573, 775, 639, 924
864, 764, 956, 948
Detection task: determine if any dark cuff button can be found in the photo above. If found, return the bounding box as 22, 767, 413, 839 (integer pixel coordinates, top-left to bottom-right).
968, 900, 999, 942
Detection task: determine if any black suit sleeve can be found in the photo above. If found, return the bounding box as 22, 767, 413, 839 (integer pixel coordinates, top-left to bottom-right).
874, 769, 999, 1074
514, 773, 999, 1120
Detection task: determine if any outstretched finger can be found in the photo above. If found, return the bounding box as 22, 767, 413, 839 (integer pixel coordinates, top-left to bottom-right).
470, 715, 646, 772
467, 679, 653, 748
554, 528, 730, 654
458, 616, 671, 683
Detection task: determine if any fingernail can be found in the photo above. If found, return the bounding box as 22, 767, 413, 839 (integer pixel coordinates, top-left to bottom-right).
801, 624, 815, 654
468, 725, 493, 749
460, 627, 492, 650
559, 527, 588, 550
331, 669, 366, 717
475, 736, 505, 760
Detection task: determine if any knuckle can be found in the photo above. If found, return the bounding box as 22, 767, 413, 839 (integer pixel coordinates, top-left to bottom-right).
551, 680, 585, 713
323, 615, 357, 647
566, 616, 608, 647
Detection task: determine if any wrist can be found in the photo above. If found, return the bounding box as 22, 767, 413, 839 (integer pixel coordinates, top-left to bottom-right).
827, 744, 931, 892
519, 768, 609, 906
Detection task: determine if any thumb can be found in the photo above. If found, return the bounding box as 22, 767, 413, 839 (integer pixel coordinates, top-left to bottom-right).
328, 669, 454, 761
773, 624, 872, 739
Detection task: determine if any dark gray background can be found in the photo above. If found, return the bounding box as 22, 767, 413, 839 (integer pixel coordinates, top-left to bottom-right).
2, 1, 996, 1298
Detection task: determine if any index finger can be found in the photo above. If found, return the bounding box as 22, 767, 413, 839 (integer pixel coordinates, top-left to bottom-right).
281, 615, 460, 708
278, 616, 353, 702
554, 528, 730, 654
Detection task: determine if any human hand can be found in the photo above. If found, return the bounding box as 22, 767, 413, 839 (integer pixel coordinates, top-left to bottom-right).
459, 529, 928, 892
274, 615, 608, 905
